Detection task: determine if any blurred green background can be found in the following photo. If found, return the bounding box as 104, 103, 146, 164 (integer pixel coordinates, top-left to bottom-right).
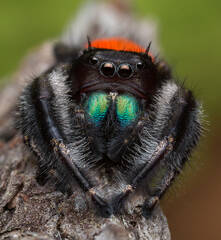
0, 0, 220, 239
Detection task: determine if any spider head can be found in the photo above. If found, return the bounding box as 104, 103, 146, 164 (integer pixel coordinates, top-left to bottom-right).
70, 38, 159, 100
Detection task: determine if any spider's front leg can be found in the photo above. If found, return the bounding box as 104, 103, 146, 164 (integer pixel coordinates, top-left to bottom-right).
18, 64, 113, 217
112, 81, 202, 215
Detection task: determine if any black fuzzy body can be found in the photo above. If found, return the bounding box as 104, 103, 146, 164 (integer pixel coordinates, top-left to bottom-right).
18, 43, 202, 217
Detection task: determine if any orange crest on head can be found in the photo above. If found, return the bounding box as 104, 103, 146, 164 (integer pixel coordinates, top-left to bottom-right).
86, 37, 154, 61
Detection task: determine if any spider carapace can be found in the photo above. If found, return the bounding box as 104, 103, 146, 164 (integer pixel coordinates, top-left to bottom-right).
18, 37, 202, 217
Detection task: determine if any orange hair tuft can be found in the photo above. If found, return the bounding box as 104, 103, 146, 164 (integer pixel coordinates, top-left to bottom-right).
86, 37, 154, 61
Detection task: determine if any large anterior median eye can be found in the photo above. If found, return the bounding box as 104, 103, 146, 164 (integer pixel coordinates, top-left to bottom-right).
100, 62, 116, 77
118, 64, 133, 78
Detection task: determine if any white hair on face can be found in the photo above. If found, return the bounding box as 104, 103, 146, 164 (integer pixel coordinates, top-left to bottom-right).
61, 2, 159, 55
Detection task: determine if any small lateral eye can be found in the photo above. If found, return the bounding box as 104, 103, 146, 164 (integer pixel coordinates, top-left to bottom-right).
89, 56, 98, 65
136, 62, 144, 70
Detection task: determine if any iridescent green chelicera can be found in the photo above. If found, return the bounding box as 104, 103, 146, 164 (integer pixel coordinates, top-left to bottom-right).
85, 92, 110, 125
85, 92, 139, 127
116, 94, 139, 127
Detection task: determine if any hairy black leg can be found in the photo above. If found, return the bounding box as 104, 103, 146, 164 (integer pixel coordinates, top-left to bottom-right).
19, 82, 57, 186
112, 137, 173, 213
37, 75, 113, 217
142, 87, 202, 212
112, 82, 202, 214
19, 66, 113, 217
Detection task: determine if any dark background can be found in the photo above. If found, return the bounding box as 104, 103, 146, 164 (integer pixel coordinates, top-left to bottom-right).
0, 1, 220, 239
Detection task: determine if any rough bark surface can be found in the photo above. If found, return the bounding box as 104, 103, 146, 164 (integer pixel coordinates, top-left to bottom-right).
0, 43, 171, 240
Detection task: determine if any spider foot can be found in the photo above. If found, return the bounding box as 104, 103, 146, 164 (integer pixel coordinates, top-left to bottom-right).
142, 196, 159, 218
89, 189, 113, 218
111, 185, 134, 215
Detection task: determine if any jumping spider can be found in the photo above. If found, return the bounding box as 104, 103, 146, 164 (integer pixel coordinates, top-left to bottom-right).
18, 37, 202, 217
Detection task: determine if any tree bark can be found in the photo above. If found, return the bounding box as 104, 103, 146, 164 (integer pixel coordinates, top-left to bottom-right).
0, 43, 171, 240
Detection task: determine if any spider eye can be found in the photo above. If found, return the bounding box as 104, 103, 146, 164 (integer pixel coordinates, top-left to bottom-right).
89, 56, 98, 65
118, 64, 133, 78
100, 62, 116, 77
136, 62, 144, 70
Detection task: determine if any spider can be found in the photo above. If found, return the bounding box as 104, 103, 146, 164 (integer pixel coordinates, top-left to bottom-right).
18, 37, 202, 218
